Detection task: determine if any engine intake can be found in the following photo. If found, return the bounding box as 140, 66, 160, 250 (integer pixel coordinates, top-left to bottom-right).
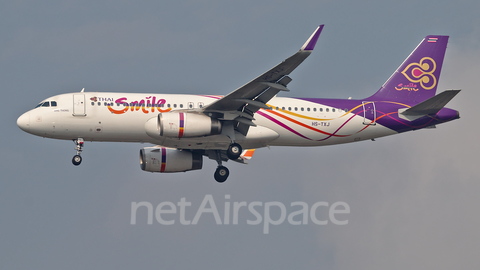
140, 147, 203, 173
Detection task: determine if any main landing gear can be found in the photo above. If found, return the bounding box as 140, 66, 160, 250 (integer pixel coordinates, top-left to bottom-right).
72, 138, 84, 166
213, 143, 242, 183
214, 166, 229, 183
226, 143, 242, 160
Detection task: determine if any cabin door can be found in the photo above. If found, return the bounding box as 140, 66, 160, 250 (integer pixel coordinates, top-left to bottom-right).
362, 101, 376, 125
73, 94, 86, 116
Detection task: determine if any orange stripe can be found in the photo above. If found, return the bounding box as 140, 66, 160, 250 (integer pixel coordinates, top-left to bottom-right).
242, 149, 255, 158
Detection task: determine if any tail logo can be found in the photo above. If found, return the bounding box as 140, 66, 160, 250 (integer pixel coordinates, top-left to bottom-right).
400, 57, 437, 90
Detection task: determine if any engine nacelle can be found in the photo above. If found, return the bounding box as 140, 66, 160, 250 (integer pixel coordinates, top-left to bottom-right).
140, 147, 203, 173
145, 112, 222, 138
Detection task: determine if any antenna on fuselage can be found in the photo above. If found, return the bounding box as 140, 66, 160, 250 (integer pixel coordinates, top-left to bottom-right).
81, 88, 85, 92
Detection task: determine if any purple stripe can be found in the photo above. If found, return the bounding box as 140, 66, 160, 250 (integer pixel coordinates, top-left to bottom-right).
179, 112, 184, 127
161, 147, 166, 172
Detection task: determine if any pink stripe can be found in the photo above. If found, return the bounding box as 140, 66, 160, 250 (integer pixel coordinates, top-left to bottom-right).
198, 95, 223, 100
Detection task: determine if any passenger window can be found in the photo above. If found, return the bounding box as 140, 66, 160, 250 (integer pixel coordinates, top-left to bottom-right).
180, 104, 183, 108
294, 107, 298, 111
344, 108, 348, 112
91, 102, 94, 106
167, 104, 171, 108
326, 108, 329, 112
282, 107, 285, 110
104, 102, 107, 106
276, 107, 279, 110
307, 108, 310, 111
313, 108, 316, 112
288, 107, 291, 111
301, 107, 304, 111
332, 108, 335, 112
98, 102, 101, 106
319, 108, 323, 112
173, 104, 177, 108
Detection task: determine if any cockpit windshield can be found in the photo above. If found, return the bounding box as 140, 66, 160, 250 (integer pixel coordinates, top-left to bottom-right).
34, 101, 57, 108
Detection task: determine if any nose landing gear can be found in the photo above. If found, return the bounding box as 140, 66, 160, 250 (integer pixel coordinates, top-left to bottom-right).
72, 138, 84, 166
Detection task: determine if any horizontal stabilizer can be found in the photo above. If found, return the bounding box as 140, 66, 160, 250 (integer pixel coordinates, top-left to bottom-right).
399, 90, 460, 121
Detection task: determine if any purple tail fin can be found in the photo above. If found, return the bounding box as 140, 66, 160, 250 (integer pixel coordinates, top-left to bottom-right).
368, 35, 449, 103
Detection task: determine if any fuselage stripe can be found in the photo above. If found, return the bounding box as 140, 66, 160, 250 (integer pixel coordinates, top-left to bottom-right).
257, 111, 311, 140
160, 147, 166, 172
179, 113, 185, 138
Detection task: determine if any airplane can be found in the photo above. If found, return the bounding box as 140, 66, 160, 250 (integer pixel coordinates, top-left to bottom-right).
17, 25, 460, 183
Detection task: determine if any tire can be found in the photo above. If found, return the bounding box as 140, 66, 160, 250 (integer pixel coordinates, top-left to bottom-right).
214, 166, 229, 183
226, 143, 242, 160
72, 155, 82, 166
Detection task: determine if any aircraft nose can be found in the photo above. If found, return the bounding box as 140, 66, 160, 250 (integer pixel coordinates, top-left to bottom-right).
17, 112, 30, 132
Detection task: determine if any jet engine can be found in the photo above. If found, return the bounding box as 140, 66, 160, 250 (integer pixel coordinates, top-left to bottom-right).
145, 112, 222, 138
140, 147, 203, 173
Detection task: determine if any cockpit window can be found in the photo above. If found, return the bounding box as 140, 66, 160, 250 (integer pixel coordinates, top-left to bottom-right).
34, 101, 57, 108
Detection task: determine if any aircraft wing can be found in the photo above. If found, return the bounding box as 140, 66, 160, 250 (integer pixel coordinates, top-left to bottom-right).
203, 25, 324, 135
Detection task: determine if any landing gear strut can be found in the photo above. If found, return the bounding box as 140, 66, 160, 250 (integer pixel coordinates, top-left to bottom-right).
214, 150, 229, 183
72, 138, 84, 166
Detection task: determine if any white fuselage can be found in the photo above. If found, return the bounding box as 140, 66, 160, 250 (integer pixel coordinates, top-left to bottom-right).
17, 92, 397, 150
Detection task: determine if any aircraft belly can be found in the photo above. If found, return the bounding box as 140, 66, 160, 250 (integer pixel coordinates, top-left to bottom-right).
148, 125, 280, 150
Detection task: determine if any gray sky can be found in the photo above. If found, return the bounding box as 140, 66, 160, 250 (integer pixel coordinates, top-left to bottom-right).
2, 1, 480, 269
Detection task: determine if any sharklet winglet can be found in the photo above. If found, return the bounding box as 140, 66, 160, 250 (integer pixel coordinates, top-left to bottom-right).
300, 25, 324, 51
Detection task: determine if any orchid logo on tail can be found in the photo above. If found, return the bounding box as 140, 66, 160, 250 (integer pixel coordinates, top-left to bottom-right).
400, 57, 437, 90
